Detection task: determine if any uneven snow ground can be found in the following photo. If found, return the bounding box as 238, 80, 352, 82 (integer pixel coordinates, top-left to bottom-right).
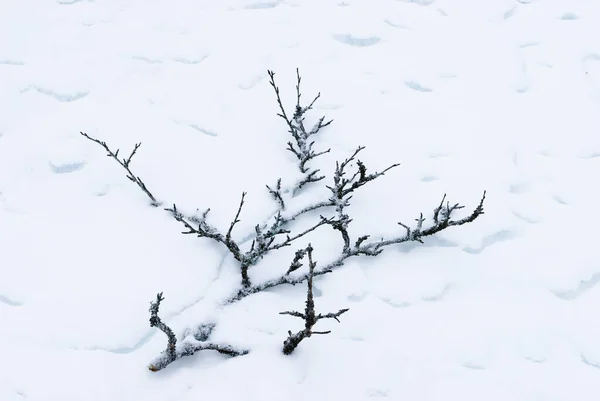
1, 0, 599, 400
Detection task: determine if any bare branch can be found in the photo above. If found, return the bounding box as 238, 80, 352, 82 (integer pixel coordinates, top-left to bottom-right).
152, 190, 485, 369
327, 146, 401, 201
280, 244, 349, 355
267, 215, 333, 252
226, 192, 247, 244
376, 190, 487, 248
326, 213, 353, 252
80, 132, 159, 206
279, 311, 305, 319
85, 69, 487, 370
233, 191, 487, 301
286, 247, 308, 275
147, 293, 248, 372
283, 145, 401, 240
148, 292, 176, 365
289, 200, 335, 221
292, 168, 326, 196
164, 203, 243, 262
268, 69, 332, 189
266, 178, 285, 210
317, 309, 350, 323
268, 70, 295, 138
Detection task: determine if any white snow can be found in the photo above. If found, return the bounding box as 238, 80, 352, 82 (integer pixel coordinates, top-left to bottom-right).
1, 0, 599, 400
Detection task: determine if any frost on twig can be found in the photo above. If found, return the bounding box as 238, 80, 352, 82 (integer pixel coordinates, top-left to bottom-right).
164, 195, 333, 288
230, 190, 486, 301
150, 188, 485, 369
82, 69, 487, 371
268, 68, 332, 194
147, 293, 248, 372
163, 192, 248, 284
81, 71, 398, 291
266, 178, 285, 210
280, 244, 349, 355
80, 132, 159, 206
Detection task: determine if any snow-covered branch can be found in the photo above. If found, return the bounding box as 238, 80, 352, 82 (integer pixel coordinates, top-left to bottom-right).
82, 69, 486, 372
147, 293, 248, 372
80, 132, 159, 206
229, 190, 486, 302
268, 68, 332, 193
279, 244, 349, 354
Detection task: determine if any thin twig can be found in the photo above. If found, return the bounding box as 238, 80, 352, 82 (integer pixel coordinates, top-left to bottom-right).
80, 132, 159, 206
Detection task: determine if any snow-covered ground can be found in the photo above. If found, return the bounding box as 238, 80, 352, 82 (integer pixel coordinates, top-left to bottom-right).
1, 0, 599, 399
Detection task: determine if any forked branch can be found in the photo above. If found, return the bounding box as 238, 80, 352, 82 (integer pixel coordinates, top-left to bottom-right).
165, 203, 243, 260
268, 68, 332, 193
279, 244, 349, 354
230, 190, 487, 302
80, 132, 159, 206
147, 293, 248, 372
82, 69, 487, 372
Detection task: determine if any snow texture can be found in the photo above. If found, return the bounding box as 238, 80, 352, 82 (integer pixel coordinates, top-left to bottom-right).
1, 0, 599, 400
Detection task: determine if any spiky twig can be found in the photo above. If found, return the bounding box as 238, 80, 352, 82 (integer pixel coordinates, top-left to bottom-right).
278, 146, 401, 222
229, 190, 486, 302
279, 244, 349, 355
286, 247, 308, 275
149, 157, 485, 370
327, 146, 401, 205
268, 69, 332, 193
80, 132, 159, 206
266, 178, 285, 210
165, 204, 242, 257
226, 192, 247, 246
80, 127, 329, 288
82, 72, 399, 291
319, 146, 400, 251
256, 143, 401, 252
165, 199, 333, 288
147, 293, 248, 372
83, 69, 487, 371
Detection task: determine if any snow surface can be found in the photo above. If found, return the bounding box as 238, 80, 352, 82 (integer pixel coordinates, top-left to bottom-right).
1, 0, 600, 399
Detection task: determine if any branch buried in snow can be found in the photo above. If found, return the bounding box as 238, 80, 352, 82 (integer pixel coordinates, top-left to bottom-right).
82, 69, 486, 371
280, 244, 349, 355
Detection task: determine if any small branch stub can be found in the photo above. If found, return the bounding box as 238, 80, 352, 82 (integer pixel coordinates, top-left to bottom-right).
268, 68, 332, 193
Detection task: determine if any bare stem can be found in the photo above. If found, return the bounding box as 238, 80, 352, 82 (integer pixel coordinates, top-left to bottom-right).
279, 244, 349, 355
80, 132, 159, 206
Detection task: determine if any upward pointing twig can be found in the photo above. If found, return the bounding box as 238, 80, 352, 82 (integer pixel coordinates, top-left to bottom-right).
268, 69, 332, 193
280, 244, 349, 355
230, 190, 487, 302
226, 192, 247, 245
82, 69, 487, 371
